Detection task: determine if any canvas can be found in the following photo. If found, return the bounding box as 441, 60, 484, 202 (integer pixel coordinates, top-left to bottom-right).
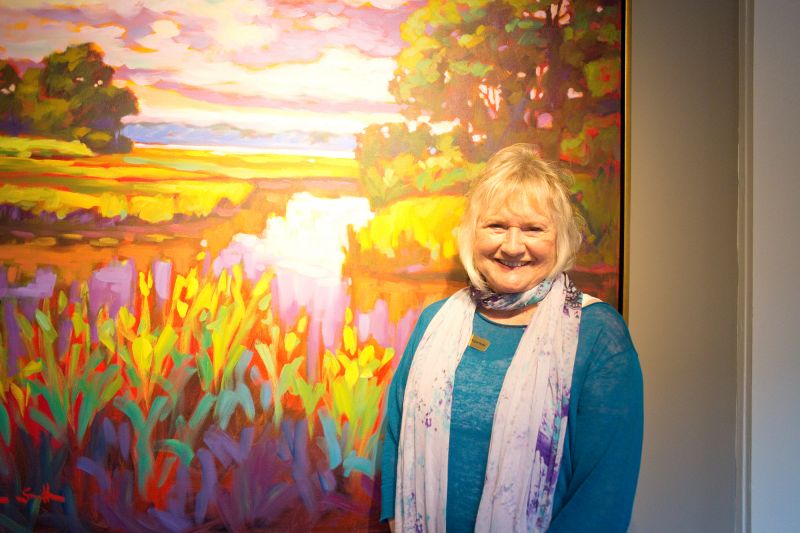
0, 1, 624, 530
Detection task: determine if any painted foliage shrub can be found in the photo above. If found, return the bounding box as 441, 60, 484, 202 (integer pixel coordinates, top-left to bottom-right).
0, 44, 137, 154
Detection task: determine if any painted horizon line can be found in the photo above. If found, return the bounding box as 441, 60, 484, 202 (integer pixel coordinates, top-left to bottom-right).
133, 142, 357, 159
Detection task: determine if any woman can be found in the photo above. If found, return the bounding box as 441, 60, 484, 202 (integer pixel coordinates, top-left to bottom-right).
380, 144, 643, 533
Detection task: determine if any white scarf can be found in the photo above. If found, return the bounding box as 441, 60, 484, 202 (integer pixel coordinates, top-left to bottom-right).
395, 273, 582, 532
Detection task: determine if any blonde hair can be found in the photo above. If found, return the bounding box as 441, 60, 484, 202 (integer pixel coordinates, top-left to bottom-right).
458, 143, 584, 291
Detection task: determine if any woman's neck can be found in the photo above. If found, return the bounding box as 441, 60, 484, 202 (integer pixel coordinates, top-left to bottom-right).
477, 303, 538, 326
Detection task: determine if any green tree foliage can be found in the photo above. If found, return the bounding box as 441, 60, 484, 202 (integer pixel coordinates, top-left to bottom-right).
0, 61, 22, 134
356, 122, 483, 207
0, 43, 138, 153
387, 0, 622, 263
392, 0, 621, 161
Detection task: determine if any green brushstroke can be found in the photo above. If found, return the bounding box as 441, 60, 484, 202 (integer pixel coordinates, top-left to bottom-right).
115, 395, 169, 497
153, 324, 178, 376
77, 360, 123, 442
0, 403, 11, 446
197, 353, 213, 391
189, 392, 216, 430
215, 383, 255, 430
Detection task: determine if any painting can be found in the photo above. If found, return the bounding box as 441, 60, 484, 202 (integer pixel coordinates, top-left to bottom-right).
0, 0, 625, 530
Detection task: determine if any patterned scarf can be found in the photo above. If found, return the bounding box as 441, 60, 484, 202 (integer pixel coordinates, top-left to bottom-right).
395, 273, 582, 532
469, 277, 555, 311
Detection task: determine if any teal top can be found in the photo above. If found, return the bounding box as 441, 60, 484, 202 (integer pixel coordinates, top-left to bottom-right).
380, 299, 643, 532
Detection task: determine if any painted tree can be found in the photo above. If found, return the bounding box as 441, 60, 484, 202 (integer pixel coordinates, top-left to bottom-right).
391, 0, 621, 163
0, 61, 22, 134
5, 43, 138, 153
389, 0, 623, 267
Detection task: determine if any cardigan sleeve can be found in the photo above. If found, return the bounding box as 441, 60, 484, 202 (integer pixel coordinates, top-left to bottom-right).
548, 305, 644, 532
379, 301, 443, 522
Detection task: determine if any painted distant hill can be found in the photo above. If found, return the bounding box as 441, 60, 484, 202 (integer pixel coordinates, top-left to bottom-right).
122, 122, 357, 155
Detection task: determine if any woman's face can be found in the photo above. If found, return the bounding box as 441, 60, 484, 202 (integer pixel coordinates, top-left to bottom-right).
474, 199, 557, 294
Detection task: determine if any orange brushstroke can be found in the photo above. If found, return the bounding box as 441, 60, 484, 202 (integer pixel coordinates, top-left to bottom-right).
145, 452, 179, 510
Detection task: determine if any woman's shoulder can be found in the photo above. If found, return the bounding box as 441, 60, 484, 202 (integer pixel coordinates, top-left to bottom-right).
399, 297, 452, 362
579, 300, 636, 357
416, 297, 450, 329
408, 291, 471, 343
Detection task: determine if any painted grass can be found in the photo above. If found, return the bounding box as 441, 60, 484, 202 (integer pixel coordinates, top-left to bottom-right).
120, 146, 359, 180
0, 136, 95, 158
0, 181, 254, 222
0, 151, 358, 182
0, 136, 359, 181
355, 195, 464, 261
0, 135, 359, 223
346, 195, 465, 277
0, 260, 394, 529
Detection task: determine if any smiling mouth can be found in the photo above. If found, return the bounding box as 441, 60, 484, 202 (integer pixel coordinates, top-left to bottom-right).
496, 259, 531, 268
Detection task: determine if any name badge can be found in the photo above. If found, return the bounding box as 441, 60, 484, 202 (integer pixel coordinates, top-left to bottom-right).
469, 334, 490, 352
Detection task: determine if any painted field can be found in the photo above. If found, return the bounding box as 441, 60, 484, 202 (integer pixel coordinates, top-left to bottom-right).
0, 138, 456, 531
0, 137, 361, 278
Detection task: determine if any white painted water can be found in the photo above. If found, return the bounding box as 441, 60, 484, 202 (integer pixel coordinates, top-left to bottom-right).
214, 191, 373, 283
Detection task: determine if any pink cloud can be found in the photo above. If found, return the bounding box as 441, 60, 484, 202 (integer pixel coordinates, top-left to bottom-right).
0, 1, 421, 133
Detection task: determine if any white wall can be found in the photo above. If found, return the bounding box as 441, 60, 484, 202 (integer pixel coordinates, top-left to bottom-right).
628, 0, 739, 531
750, 0, 800, 530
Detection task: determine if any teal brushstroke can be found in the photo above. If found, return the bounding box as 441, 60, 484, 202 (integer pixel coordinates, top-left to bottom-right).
28, 406, 62, 441
117, 399, 145, 429
343, 451, 374, 478
260, 382, 272, 410
28, 380, 66, 437
160, 439, 194, 467
197, 353, 213, 391
0, 403, 10, 446
77, 361, 122, 442
115, 395, 169, 496
214, 383, 255, 430
319, 411, 342, 469
234, 349, 251, 383
189, 392, 216, 430
213, 350, 255, 429
221, 347, 248, 389
272, 356, 304, 426
153, 374, 178, 407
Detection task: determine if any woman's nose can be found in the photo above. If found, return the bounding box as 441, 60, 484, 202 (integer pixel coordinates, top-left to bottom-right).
500, 227, 525, 255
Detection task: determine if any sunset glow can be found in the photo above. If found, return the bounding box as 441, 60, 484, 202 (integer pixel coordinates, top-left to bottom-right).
0, 0, 414, 148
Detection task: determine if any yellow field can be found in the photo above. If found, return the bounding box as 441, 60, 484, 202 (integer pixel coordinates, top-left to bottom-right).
0, 136, 94, 158
355, 195, 464, 262
0, 136, 359, 222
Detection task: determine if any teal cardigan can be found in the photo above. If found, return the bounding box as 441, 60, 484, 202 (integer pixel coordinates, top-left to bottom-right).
380, 299, 643, 532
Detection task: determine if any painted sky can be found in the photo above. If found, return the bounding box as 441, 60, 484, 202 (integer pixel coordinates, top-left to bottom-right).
0, 0, 422, 145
